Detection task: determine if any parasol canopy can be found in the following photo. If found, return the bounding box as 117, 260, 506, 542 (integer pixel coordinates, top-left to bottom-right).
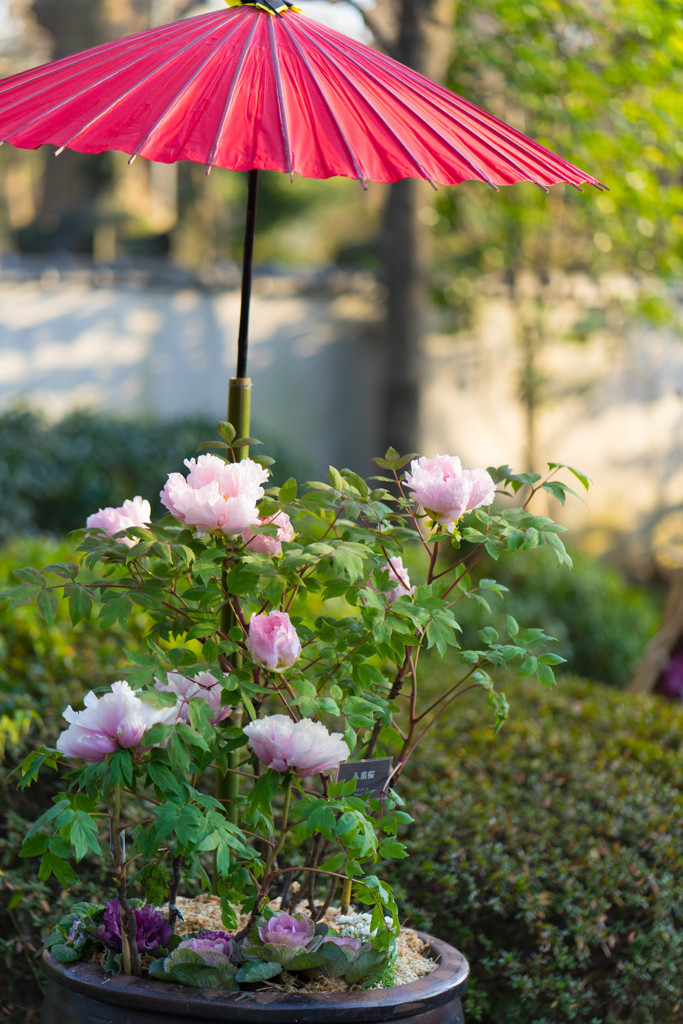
0, 4, 604, 191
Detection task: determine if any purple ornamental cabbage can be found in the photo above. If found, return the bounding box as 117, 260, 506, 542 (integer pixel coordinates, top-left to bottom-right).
323, 934, 362, 954
177, 931, 234, 959
257, 912, 315, 949
97, 898, 171, 953
243, 912, 316, 966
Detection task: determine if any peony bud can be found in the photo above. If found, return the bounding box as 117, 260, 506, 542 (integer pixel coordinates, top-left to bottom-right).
380, 556, 415, 605
246, 611, 301, 672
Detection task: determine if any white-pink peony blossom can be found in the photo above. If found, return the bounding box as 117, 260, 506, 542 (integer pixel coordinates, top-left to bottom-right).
155, 670, 231, 725
86, 497, 151, 547
56, 680, 179, 763
244, 715, 350, 777
404, 454, 495, 528
246, 611, 302, 672
160, 454, 268, 537
242, 511, 295, 556
381, 556, 415, 605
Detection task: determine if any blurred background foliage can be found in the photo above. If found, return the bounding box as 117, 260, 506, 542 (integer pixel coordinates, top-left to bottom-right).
0, 407, 300, 540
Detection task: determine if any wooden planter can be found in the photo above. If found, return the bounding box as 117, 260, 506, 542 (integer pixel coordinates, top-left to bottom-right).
40, 932, 469, 1024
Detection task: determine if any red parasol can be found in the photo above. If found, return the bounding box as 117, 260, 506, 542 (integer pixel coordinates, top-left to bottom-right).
0, 2, 604, 423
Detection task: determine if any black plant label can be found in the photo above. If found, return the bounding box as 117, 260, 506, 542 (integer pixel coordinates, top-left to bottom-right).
337, 757, 393, 797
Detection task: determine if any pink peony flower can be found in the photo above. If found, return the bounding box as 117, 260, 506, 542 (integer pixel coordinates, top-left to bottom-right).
155, 670, 231, 725
246, 611, 301, 672
465, 466, 496, 510
56, 680, 179, 762
404, 454, 495, 528
244, 715, 350, 777
381, 556, 415, 605
242, 511, 295, 556
86, 496, 151, 547
160, 454, 268, 537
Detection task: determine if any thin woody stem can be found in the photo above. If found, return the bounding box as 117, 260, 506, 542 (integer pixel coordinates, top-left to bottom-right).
261, 773, 294, 898
112, 785, 140, 976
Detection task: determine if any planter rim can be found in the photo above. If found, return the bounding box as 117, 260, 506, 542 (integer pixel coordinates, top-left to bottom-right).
42, 932, 469, 1022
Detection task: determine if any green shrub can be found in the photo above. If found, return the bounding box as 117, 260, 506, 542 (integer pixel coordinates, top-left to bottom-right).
453, 546, 662, 687
395, 672, 683, 1024
0, 407, 302, 540
0, 535, 149, 722
0, 535, 143, 1021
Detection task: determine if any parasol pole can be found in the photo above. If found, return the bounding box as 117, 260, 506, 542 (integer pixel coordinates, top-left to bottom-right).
226, 168, 259, 459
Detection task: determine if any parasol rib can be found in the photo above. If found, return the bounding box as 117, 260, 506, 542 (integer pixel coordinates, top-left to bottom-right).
278, 18, 368, 184
286, 21, 494, 186
206, 17, 261, 168
267, 17, 294, 177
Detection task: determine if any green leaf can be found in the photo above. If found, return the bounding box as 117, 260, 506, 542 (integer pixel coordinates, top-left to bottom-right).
65, 582, 92, 624
329, 466, 343, 491
49, 943, 83, 964
279, 478, 297, 503
518, 656, 538, 678
235, 960, 283, 983
0, 582, 43, 609
216, 421, 236, 443
176, 721, 209, 751
536, 661, 556, 687
69, 812, 101, 861
506, 615, 519, 638
12, 567, 47, 586
37, 589, 59, 626
142, 723, 175, 748
20, 833, 49, 858
547, 463, 591, 491
43, 562, 78, 580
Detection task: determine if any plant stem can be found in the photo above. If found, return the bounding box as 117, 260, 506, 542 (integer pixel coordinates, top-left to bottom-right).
112, 785, 140, 976
341, 877, 353, 913
260, 773, 294, 903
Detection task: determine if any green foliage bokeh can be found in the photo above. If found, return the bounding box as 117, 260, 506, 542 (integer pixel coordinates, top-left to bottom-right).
454, 546, 662, 688
0, 408, 301, 541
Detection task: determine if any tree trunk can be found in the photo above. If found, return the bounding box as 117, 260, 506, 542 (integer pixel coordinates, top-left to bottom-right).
378, 0, 457, 457
29, 0, 153, 247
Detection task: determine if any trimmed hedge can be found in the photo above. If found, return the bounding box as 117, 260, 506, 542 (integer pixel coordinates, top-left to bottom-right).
395, 671, 683, 1024
0, 407, 301, 540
